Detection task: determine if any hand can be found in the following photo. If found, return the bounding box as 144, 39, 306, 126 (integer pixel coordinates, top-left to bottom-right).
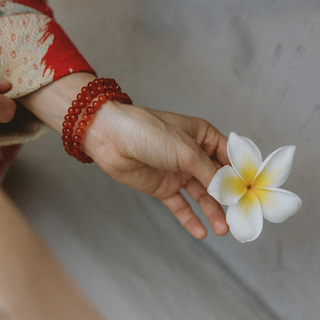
83, 101, 230, 239
0, 78, 16, 123
19, 73, 230, 240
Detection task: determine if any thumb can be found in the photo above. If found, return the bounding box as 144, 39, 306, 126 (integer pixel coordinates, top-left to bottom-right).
0, 78, 12, 93
0, 79, 16, 123
179, 139, 220, 189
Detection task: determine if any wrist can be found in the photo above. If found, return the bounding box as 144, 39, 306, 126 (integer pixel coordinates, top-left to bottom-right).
18, 73, 96, 133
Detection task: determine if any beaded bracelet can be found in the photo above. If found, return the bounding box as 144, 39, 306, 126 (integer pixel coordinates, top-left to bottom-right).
62, 78, 132, 163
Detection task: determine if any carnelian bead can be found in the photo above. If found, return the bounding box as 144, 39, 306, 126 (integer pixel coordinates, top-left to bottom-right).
90, 90, 98, 98
72, 142, 80, 149
112, 91, 119, 99
76, 128, 84, 135
105, 91, 113, 100
63, 141, 72, 148
92, 100, 101, 109
79, 100, 86, 108
87, 107, 95, 115
81, 86, 90, 95
82, 113, 91, 122
70, 114, 78, 122
73, 135, 82, 142
68, 107, 75, 114
62, 121, 69, 128
72, 100, 79, 108
73, 149, 81, 155
77, 93, 84, 101
78, 120, 87, 129
94, 79, 102, 86
97, 85, 104, 93
64, 128, 73, 135
74, 107, 82, 115
64, 114, 71, 121
62, 134, 72, 142
98, 94, 107, 104
85, 95, 93, 103
88, 82, 96, 90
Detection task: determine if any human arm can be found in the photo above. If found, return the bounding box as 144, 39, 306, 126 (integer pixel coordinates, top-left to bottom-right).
19, 72, 230, 240
0, 188, 107, 320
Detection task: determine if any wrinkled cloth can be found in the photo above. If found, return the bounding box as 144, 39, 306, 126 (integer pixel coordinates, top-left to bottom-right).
0, 0, 96, 178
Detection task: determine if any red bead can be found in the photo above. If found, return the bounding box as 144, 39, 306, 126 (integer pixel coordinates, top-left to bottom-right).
76, 128, 84, 135
62, 121, 69, 128
112, 91, 119, 99
94, 79, 102, 86
81, 86, 90, 95
98, 94, 107, 104
97, 85, 104, 93
73, 135, 82, 142
68, 107, 75, 115
64, 114, 71, 121
105, 91, 113, 100
90, 90, 98, 98
72, 142, 80, 150
64, 128, 73, 135
62, 134, 72, 142
78, 120, 87, 129
85, 95, 93, 103
72, 100, 79, 108
82, 113, 91, 122
63, 141, 72, 148
69, 122, 76, 128
87, 107, 95, 115
92, 100, 101, 109
77, 93, 84, 101
70, 114, 78, 122
74, 107, 82, 115
79, 100, 86, 108
88, 82, 96, 90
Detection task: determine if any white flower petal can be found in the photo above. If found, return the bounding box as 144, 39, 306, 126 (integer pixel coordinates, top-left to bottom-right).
207, 165, 247, 205
255, 188, 302, 223
226, 192, 263, 242
254, 145, 296, 188
227, 132, 262, 184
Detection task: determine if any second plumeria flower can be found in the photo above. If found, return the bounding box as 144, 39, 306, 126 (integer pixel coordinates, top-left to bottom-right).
208, 132, 302, 243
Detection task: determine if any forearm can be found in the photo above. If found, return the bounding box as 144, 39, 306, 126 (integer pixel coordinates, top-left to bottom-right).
0, 188, 107, 320
18, 73, 96, 133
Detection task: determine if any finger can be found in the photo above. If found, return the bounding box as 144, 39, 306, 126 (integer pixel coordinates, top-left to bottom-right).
205, 129, 230, 166
0, 78, 12, 93
0, 95, 16, 123
184, 178, 229, 236
161, 191, 208, 240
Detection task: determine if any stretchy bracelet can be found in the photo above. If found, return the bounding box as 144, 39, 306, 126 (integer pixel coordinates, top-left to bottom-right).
62, 78, 132, 163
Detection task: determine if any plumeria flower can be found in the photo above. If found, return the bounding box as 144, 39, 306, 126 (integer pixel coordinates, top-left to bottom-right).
208, 132, 302, 243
